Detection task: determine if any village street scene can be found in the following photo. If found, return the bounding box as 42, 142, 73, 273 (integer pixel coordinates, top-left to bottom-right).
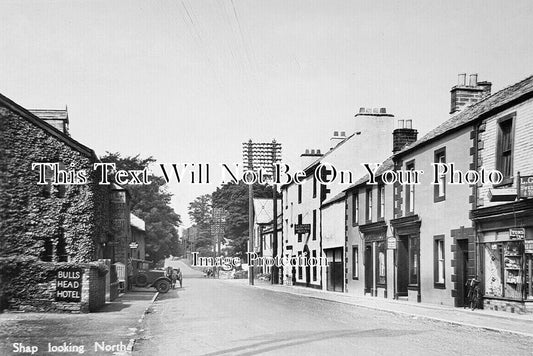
1, 1, 533, 355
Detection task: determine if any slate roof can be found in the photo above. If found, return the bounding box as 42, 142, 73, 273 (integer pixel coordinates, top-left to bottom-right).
396, 74, 533, 157
0, 93, 95, 158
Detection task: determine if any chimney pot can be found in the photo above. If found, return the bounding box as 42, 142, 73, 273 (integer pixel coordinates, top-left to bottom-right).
305, 149, 309, 154
469, 74, 478, 86
398, 119, 405, 129
359, 107, 365, 113
340, 131, 346, 136
373, 108, 379, 114
311, 149, 315, 154
333, 131, 339, 136
406, 120, 412, 129
380, 108, 386, 113
458, 73, 466, 86
317, 149, 321, 154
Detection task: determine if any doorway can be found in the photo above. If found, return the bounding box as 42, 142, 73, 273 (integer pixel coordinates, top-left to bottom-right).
365, 244, 373, 294
456, 239, 469, 307
397, 236, 409, 297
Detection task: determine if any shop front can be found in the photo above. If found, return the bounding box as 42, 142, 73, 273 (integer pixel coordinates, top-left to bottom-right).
472, 200, 533, 314
359, 221, 388, 298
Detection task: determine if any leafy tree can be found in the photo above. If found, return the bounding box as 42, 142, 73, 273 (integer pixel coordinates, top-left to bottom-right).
100, 152, 182, 262
211, 182, 273, 258
188, 194, 213, 256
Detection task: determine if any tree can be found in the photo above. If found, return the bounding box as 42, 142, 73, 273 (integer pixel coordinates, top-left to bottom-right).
100, 152, 182, 262
188, 194, 213, 256
211, 182, 272, 258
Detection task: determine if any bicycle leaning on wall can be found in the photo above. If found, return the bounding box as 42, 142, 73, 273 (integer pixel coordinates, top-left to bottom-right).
465, 276, 482, 310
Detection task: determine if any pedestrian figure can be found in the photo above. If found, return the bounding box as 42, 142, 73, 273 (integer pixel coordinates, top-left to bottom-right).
176, 268, 183, 288
127, 259, 134, 291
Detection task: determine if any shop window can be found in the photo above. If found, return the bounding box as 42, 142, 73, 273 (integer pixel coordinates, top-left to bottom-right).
405, 160, 415, 214
366, 188, 373, 222
483, 235, 524, 299
352, 246, 359, 280
376, 241, 386, 285
312, 250, 317, 281
312, 210, 316, 240
434, 148, 446, 202
433, 235, 445, 288
352, 193, 359, 226
297, 214, 302, 242
378, 184, 385, 219
496, 114, 515, 184
409, 236, 420, 285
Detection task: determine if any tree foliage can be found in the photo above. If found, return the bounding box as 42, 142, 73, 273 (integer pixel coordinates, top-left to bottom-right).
100, 152, 182, 262
188, 194, 213, 255
211, 182, 273, 258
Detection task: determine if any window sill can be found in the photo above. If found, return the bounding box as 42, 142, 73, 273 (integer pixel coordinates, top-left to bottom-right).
433, 195, 445, 203
493, 177, 513, 188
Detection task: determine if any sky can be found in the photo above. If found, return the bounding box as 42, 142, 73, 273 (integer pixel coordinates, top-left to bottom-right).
1, 0, 532, 227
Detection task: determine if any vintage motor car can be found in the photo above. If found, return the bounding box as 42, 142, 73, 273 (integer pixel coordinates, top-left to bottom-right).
131, 259, 172, 293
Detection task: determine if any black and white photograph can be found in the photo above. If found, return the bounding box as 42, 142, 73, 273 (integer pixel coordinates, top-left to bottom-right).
1, 1, 533, 355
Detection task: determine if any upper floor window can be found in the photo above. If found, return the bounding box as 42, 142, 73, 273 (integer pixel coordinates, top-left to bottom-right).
497, 114, 515, 184
352, 193, 359, 226
434, 148, 446, 202
366, 188, 373, 222
405, 160, 415, 214
378, 184, 385, 219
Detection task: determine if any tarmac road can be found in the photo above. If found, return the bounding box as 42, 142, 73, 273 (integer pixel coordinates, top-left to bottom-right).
133, 278, 533, 356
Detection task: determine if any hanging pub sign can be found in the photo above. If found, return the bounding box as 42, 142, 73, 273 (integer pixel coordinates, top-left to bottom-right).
519, 175, 533, 198
56, 267, 83, 302
509, 228, 526, 240
294, 224, 311, 234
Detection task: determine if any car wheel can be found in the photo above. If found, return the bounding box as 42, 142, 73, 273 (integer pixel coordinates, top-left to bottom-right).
156, 280, 171, 293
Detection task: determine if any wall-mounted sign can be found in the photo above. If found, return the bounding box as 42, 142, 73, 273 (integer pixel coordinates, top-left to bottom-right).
387, 237, 397, 250
509, 228, 525, 240
519, 175, 533, 198
129, 242, 139, 249
294, 224, 311, 234
525, 241, 533, 254
56, 267, 83, 302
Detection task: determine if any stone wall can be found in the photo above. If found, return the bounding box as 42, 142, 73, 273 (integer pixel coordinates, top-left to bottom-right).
0, 257, 107, 313
0, 104, 111, 263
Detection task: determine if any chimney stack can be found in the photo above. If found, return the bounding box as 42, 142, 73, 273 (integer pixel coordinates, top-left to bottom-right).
450, 73, 492, 115
300, 148, 323, 169
329, 131, 347, 150
393, 119, 418, 153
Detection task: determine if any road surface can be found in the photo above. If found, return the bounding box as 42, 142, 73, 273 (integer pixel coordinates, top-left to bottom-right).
134, 278, 533, 355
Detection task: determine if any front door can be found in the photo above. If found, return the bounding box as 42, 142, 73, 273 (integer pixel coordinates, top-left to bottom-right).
365, 244, 373, 294
456, 239, 469, 307
397, 235, 409, 297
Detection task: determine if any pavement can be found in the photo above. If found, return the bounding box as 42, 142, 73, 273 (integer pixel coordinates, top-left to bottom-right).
232, 278, 533, 337
0, 289, 159, 356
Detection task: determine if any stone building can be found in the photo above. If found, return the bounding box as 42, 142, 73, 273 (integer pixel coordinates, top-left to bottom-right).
0, 93, 129, 312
